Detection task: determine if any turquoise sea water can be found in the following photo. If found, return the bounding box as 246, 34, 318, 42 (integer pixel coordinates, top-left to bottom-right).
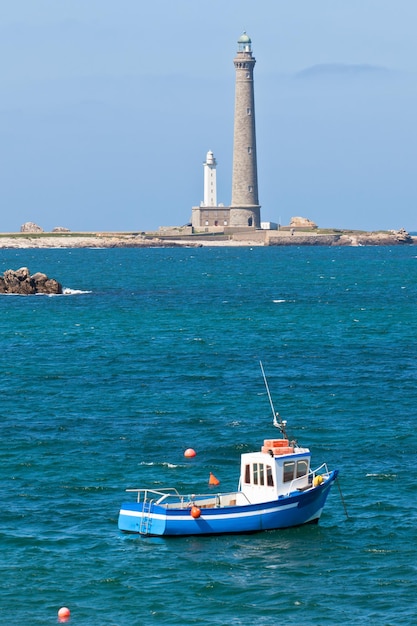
1, 246, 417, 625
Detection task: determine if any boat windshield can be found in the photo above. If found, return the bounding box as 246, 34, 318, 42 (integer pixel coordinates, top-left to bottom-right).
283, 459, 309, 483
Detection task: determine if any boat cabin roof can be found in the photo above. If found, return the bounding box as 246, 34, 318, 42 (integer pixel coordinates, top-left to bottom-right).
241, 447, 311, 463
246, 439, 310, 460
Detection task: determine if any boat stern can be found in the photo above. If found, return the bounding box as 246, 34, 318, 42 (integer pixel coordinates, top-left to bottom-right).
118, 501, 167, 536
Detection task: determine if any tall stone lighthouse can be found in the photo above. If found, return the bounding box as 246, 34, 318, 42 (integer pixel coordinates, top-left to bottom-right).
230, 32, 261, 228
190, 32, 261, 232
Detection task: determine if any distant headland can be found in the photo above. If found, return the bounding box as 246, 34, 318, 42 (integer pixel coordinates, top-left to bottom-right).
0, 221, 415, 248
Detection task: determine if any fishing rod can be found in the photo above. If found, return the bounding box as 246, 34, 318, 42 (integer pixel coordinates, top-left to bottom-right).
259, 361, 288, 439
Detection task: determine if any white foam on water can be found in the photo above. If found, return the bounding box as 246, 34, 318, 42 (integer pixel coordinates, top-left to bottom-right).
63, 288, 92, 295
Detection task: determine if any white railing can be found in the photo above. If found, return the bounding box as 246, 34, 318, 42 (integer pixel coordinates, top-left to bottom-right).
125, 487, 243, 508
286, 463, 330, 495
126, 488, 181, 505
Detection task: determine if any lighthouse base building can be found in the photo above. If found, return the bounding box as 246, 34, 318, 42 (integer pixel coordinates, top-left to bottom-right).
191, 150, 232, 230
191, 203, 258, 232
191, 205, 232, 230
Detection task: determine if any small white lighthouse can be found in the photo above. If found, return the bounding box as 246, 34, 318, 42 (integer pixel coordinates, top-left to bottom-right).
203, 150, 217, 207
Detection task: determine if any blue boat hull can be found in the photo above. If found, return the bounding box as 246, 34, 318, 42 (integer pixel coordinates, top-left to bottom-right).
118, 470, 338, 536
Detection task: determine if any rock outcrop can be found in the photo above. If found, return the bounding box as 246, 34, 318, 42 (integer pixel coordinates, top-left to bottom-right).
338, 229, 413, 246
52, 226, 71, 233
20, 222, 44, 233
391, 228, 412, 243
0, 267, 62, 294
289, 216, 318, 229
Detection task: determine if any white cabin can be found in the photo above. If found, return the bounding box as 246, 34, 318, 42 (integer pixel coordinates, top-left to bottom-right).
237, 439, 312, 505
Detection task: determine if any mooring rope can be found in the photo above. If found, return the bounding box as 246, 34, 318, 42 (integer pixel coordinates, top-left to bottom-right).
336, 477, 349, 519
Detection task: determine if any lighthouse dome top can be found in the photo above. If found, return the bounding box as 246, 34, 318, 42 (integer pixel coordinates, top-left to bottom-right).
238, 32, 251, 44
237, 32, 252, 53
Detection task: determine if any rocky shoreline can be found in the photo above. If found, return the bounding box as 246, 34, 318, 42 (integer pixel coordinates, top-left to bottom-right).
266, 228, 416, 247
0, 228, 415, 248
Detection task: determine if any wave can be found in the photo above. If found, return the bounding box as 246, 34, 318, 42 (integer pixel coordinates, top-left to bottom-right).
366, 473, 397, 480
1, 288, 92, 296
62, 288, 92, 295
139, 461, 180, 469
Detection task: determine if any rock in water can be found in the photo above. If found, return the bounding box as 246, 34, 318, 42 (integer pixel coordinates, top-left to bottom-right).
0, 267, 62, 294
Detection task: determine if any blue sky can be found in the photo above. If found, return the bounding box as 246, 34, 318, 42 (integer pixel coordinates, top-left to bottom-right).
1, 0, 416, 232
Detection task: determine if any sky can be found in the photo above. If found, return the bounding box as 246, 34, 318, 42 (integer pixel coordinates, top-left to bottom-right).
1, 0, 416, 232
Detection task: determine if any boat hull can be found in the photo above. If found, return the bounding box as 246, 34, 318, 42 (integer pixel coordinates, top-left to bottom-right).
118, 470, 339, 537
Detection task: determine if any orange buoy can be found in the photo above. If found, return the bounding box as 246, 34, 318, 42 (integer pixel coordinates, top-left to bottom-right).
184, 448, 196, 458
190, 506, 201, 518
209, 472, 220, 486
58, 607, 71, 622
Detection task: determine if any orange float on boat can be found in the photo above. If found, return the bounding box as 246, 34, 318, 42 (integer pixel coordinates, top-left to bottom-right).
263, 439, 289, 448
261, 445, 294, 455
190, 506, 201, 518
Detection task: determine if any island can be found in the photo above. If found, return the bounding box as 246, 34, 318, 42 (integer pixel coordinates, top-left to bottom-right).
0, 220, 414, 248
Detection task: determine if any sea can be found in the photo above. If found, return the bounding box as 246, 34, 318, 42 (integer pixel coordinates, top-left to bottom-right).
1, 245, 417, 625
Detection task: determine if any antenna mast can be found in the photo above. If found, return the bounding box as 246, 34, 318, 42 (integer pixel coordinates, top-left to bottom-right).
259, 361, 288, 439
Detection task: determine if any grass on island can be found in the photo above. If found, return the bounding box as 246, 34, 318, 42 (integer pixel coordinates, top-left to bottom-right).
0, 232, 146, 239
0, 228, 395, 240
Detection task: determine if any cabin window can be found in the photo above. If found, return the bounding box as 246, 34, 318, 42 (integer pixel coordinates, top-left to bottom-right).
283, 461, 295, 483
246, 463, 274, 486
296, 460, 308, 478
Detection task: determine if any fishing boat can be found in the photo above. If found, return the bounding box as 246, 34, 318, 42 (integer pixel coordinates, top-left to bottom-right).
118, 364, 339, 537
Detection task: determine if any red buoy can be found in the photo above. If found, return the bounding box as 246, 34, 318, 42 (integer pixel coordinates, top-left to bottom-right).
58, 607, 71, 622
184, 448, 196, 458
190, 506, 201, 518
